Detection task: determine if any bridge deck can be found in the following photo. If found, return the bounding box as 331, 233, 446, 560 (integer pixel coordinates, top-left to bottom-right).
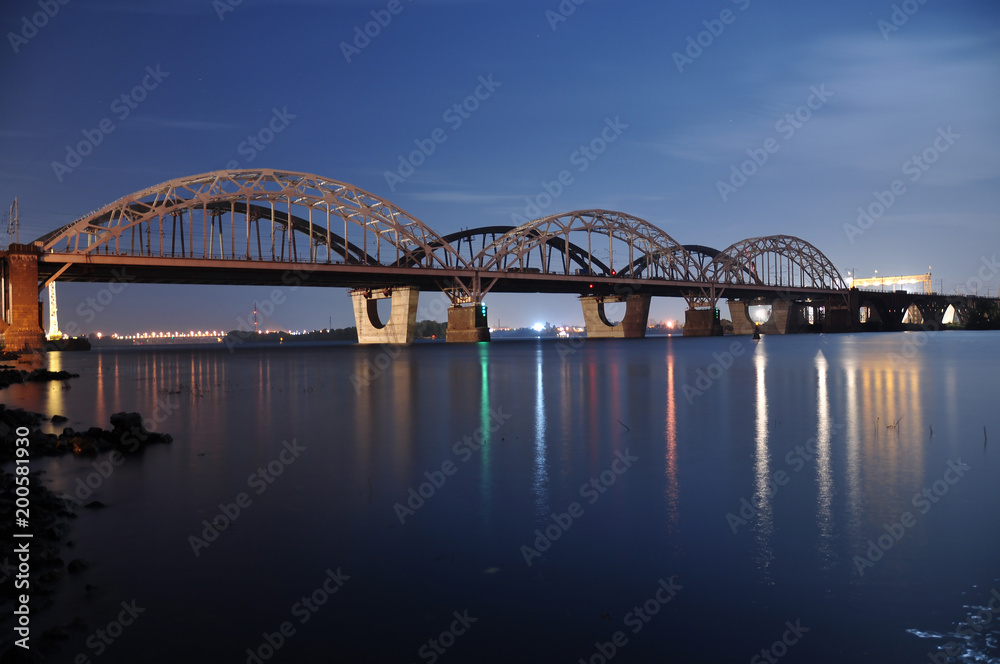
38, 253, 848, 300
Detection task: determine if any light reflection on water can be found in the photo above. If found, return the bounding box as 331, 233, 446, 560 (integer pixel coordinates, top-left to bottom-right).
752, 343, 774, 583
815, 349, 834, 568
4, 333, 998, 664
532, 346, 548, 519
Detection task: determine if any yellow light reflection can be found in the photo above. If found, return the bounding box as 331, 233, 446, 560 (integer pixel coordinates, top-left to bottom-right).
46, 352, 66, 418
842, 342, 927, 545
664, 341, 680, 535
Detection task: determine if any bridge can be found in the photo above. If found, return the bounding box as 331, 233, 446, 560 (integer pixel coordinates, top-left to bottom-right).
0, 169, 994, 351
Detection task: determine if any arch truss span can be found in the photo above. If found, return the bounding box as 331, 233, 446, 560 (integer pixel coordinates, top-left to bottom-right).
35, 169, 468, 272
709, 235, 847, 290
474, 210, 703, 293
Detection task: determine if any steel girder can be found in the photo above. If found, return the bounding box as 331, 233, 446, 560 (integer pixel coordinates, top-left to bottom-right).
710, 235, 847, 290
35, 169, 465, 271
30, 172, 849, 300
474, 210, 701, 284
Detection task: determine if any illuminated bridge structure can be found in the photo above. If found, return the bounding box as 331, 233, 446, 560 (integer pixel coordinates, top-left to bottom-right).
0, 169, 992, 350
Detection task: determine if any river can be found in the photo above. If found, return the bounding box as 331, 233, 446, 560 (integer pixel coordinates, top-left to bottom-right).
3, 331, 999, 663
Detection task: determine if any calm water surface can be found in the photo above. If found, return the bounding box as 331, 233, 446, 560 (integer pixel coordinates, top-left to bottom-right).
3, 332, 999, 663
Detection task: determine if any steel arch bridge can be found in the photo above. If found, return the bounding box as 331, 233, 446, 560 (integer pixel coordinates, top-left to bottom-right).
708, 236, 847, 290
8, 168, 854, 344
38, 169, 460, 267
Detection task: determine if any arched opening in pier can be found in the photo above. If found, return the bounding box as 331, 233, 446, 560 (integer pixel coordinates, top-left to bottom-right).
748, 304, 772, 324
365, 298, 392, 330
597, 301, 626, 327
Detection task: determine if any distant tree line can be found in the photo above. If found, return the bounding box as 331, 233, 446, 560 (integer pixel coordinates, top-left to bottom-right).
223, 320, 449, 344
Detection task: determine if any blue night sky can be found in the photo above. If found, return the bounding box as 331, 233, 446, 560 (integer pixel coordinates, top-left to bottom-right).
1, 0, 998, 334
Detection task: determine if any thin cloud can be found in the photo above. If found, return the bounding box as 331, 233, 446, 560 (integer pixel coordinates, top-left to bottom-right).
408, 191, 525, 204
130, 117, 242, 132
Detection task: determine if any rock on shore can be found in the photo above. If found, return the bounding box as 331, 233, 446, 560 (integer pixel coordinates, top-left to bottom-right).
0, 364, 79, 390
0, 407, 172, 464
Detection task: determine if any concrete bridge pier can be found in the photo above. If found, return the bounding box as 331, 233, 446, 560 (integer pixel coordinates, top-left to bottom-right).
682, 308, 723, 337
727, 300, 755, 335
824, 306, 855, 332
912, 301, 946, 326
0, 244, 45, 353
723, 298, 799, 335
580, 294, 650, 338
823, 288, 860, 332
446, 304, 490, 342
767, 299, 791, 334
350, 286, 418, 345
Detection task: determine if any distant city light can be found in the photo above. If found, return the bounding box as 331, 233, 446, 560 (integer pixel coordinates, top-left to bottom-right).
531, 323, 545, 332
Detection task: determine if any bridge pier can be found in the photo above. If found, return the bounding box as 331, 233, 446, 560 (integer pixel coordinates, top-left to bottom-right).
824, 306, 855, 332
682, 308, 723, 337
0, 244, 45, 353
912, 301, 946, 326
726, 301, 756, 335
446, 304, 490, 342
725, 298, 814, 335
822, 288, 860, 333
350, 286, 418, 345
580, 294, 650, 338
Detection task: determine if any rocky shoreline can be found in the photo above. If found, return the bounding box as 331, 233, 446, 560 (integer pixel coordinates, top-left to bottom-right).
0, 354, 173, 661
0, 406, 173, 465
0, 364, 78, 391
